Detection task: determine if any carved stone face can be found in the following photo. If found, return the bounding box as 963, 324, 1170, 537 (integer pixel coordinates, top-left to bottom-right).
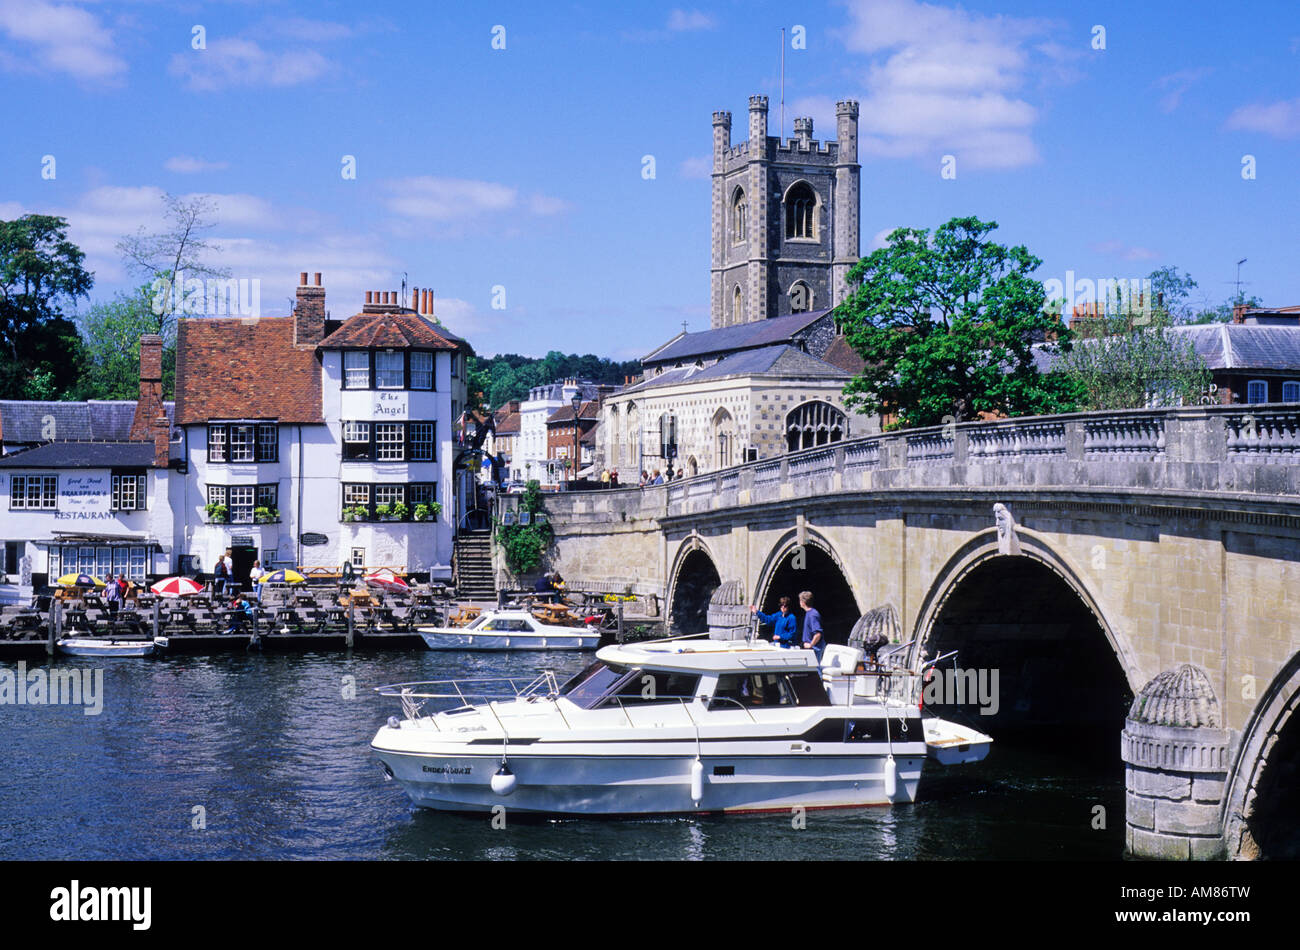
993, 503, 1010, 537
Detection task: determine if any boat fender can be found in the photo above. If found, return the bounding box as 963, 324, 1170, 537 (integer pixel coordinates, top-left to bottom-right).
491, 762, 517, 796
689, 757, 704, 805
883, 754, 898, 801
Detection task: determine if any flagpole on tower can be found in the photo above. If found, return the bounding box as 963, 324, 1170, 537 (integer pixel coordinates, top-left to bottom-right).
780, 27, 785, 139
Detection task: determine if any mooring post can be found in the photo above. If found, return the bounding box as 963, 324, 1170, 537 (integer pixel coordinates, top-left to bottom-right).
47, 598, 58, 655
152, 598, 161, 640
346, 603, 355, 649
617, 601, 624, 644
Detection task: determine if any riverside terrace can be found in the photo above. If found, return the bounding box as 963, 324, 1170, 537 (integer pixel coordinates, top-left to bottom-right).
518, 404, 1300, 860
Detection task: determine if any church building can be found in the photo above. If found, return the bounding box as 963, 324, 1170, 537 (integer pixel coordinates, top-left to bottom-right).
601, 94, 874, 478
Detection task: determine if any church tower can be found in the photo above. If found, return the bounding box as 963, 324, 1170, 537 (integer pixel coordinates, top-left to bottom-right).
710, 95, 860, 328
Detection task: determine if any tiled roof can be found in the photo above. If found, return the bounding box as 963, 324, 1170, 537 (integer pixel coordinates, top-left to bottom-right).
546, 400, 601, 424
0, 441, 157, 469
642, 310, 833, 365
493, 409, 521, 435
821, 335, 867, 376
0, 400, 174, 445
320, 310, 470, 351
621, 345, 848, 395
175, 317, 323, 426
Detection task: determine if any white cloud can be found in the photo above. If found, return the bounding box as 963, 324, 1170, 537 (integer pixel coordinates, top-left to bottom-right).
1091, 240, 1159, 263
667, 9, 717, 32
867, 227, 897, 252
164, 156, 230, 174
383, 176, 570, 224
1225, 98, 1300, 139
679, 156, 711, 179
831, 0, 1069, 169
1154, 68, 1211, 113
0, 0, 126, 82
169, 38, 331, 92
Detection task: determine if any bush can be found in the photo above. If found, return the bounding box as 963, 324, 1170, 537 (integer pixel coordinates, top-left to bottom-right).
495, 479, 552, 573
204, 502, 229, 523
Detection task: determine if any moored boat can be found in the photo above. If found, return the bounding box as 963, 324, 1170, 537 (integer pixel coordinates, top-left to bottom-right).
371, 637, 988, 815
417, 607, 600, 651
56, 636, 156, 658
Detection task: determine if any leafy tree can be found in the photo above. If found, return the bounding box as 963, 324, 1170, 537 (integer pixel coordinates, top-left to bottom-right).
1187, 293, 1261, 325
468, 351, 642, 409
0, 214, 93, 399
495, 480, 553, 574
1146, 266, 1198, 323
838, 216, 1080, 429
1055, 305, 1211, 409
78, 283, 176, 399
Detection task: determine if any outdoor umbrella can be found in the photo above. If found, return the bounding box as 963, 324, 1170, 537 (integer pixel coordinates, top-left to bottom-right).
364, 568, 409, 593
150, 576, 204, 598
264, 569, 306, 585
56, 573, 105, 589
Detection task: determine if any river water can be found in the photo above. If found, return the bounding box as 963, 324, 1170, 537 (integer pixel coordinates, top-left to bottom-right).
0, 650, 1126, 860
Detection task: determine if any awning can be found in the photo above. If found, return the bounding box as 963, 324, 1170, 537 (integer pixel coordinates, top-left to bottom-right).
48, 533, 162, 548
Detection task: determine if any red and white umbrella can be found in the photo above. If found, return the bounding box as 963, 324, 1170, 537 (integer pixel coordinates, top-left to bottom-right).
150, 576, 205, 598
364, 568, 410, 593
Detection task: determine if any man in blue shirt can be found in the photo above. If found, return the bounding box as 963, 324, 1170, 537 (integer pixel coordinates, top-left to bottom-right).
799, 590, 825, 661
750, 597, 797, 648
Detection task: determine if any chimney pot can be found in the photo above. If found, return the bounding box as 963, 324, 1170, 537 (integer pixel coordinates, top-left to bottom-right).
314, 272, 322, 286
366, 291, 373, 304
299, 272, 307, 286
382, 291, 389, 305
412, 288, 420, 311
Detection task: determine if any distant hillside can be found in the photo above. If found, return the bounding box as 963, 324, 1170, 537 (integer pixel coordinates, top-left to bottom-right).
469, 351, 642, 409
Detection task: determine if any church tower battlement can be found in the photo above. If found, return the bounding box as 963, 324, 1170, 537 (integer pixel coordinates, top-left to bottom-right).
710, 94, 860, 328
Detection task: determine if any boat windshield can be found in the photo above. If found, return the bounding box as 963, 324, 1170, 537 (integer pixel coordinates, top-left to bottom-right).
559, 661, 633, 709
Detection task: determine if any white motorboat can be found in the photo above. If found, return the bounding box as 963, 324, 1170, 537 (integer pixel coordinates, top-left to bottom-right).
371, 638, 990, 815
55, 636, 156, 658
417, 608, 600, 651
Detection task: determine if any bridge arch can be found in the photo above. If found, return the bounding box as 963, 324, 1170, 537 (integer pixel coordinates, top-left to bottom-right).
1223, 652, 1300, 859
915, 529, 1136, 732
666, 535, 722, 635
753, 530, 860, 646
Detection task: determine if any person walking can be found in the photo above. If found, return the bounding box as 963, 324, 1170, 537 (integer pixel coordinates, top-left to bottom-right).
213, 556, 229, 597
750, 597, 797, 648
799, 590, 825, 661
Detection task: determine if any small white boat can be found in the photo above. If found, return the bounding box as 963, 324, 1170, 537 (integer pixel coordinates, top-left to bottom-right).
418, 608, 600, 651
921, 717, 993, 765
56, 636, 156, 658
371, 638, 987, 815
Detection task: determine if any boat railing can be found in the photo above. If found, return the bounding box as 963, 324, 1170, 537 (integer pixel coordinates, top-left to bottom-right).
375, 671, 565, 722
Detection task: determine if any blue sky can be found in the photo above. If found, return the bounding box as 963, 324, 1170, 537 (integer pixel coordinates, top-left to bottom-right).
1, 0, 1297, 359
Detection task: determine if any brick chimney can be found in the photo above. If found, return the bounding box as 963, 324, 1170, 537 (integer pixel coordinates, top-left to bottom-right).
130, 334, 165, 441
153, 414, 170, 468
294, 271, 326, 345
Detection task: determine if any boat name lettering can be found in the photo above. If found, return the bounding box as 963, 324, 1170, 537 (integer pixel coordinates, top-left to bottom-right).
422, 765, 472, 775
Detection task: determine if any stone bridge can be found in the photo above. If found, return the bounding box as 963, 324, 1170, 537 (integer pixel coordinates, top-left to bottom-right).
510, 405, 1300, 860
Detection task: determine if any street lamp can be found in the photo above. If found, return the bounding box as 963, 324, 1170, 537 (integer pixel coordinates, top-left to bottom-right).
570, 393, 582, 489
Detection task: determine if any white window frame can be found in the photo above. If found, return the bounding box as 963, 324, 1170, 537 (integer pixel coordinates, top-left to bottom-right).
375, 351, 404, 389
229, 424, 255, 462
229, 486, 255, 523
409, 422, 435, 462
375, 423, 404, 461
344, 351, 370, 388
410, 351, 433, 390
11, 474, 57, 510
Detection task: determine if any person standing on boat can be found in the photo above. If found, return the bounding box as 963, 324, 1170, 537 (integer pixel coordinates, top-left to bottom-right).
799, 590, 825, 661
750, 598, 797, 648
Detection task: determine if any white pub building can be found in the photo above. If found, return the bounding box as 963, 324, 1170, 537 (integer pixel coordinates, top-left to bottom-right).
0, 275, 472, 598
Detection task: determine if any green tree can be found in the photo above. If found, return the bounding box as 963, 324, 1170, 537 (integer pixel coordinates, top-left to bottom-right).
838, 216, 1080, 429
495, 480, 553, 574
1146, 266, 1198, 323
1055, 306, 1211, 409
0, 214, 93, 399
78, 283, 176, 399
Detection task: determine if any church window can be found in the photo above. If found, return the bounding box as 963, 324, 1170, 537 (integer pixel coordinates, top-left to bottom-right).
785, 182, 817, 240
732, 285, 744, 324
789, 281, 812, 313
785, 401, 846, 451
731, 188, 747, 244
